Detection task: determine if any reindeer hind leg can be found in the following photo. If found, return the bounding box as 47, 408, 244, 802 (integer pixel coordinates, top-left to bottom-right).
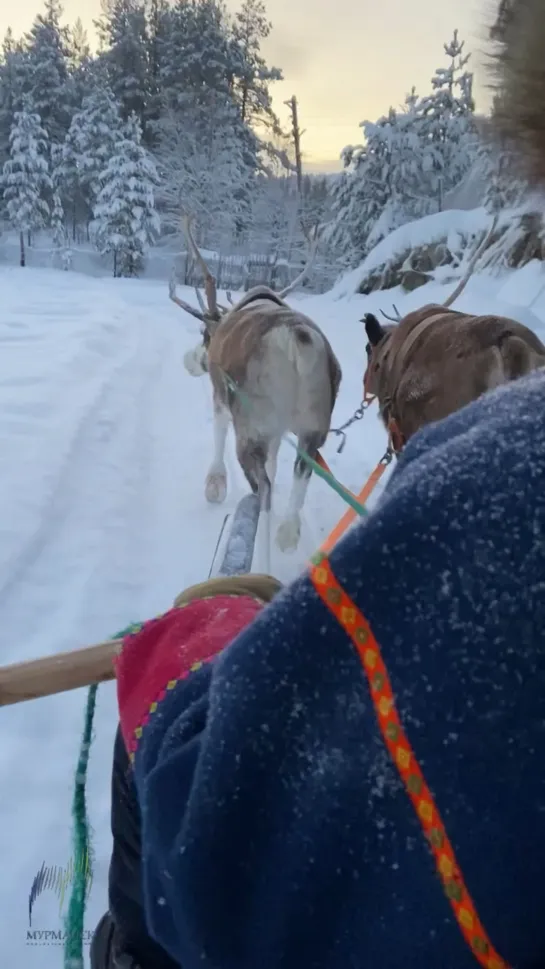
277, 431, 324, 553
236, 437, 272, 575
205, 399, 229, 503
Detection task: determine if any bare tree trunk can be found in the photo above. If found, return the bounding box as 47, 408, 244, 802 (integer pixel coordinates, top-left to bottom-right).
19, 231, 25, 268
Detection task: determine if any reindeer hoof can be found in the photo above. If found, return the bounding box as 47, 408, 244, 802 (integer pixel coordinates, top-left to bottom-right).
276, 516, 301, 552
205, 471, 227, 503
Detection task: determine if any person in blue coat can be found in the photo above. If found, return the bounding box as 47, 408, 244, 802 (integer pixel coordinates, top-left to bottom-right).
97, 368, 545, 969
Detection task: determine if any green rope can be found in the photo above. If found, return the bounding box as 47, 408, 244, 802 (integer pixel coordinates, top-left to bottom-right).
64, 684, 96, 969
63, 621, 145, 969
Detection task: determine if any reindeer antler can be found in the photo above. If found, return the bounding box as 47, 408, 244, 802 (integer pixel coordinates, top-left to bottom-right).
182, 214, 221, 322
380, 304, 402, 323
169, 269, 207, 322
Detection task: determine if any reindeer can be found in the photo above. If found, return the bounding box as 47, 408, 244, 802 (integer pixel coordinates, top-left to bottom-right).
170, 217, 342, 570
362, 220, 545, 451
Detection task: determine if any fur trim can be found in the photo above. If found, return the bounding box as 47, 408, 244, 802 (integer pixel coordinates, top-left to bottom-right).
492, 0, 545, 184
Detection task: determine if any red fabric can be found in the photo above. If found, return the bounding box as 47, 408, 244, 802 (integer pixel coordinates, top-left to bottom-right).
116, 595, 264, 755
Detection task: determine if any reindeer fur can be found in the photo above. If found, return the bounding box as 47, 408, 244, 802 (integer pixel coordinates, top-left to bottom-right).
363, 303, 545, 446
184, 285, 342, 561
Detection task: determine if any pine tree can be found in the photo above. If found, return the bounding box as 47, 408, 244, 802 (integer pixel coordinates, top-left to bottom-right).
0, 30, 28, 166
50, 187, 64, 243
95, 0, 150, 129
58, 85, 123, 236
91, 113, 160, 276
66, 18, 93, 108
145, 0, 169, 131
230, 0, 282, 132
50, 142, 72, 265
419, 30, 476, 210
2, 101, 52, 265
329, 95, 430, 265
154, 0, 260, 243
24, 0, 72, 145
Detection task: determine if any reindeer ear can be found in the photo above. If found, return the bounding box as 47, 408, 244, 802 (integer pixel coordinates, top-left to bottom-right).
362, 314, 385, 347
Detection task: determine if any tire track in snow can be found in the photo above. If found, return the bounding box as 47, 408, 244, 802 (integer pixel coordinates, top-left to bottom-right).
0, 333, 143, 617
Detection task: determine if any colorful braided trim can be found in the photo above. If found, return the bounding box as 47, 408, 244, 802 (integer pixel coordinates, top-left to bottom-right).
309, 551, 511, 969
127, 658, 210, 764
124, 593, 265, 764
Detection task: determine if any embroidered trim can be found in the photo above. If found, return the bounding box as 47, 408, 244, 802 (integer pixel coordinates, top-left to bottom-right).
127, 658, 212, 764
309, 551, 510, 969
125, 594, 265, 763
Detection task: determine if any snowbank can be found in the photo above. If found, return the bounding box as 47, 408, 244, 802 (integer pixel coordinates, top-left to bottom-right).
330, 208, 491, 299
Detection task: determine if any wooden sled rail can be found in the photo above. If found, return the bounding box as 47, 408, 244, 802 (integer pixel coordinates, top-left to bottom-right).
0, 638, 120, 707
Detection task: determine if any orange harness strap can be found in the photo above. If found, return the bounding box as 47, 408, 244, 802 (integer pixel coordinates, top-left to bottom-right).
317, 451, 393, 554
309, 551, 511, 969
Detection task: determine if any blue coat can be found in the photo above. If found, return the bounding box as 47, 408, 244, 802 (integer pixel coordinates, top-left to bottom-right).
117, 369, 545, 969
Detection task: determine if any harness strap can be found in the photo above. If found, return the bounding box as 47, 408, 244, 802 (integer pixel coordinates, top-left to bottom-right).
309, 551, 511, 969
388, 310, 447, 391
318, 451, 392, 553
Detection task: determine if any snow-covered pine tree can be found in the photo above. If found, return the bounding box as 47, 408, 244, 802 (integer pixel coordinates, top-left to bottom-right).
419, 29, 477, 210
145, 0, 170, 131
66, 18, 93, 109
91, 112, 160, 276
328, 161, 362, 266
230, 0, 282, 132
49, 142, 72, 266
24, 0, 72, 145
0, 30, 28, 166
2, 101, 51, 265
154, 100, 254, 244
155, 0, 260, 244
95, 0, 150, 130
58, 85, 123, 237
328, 92, 428, 265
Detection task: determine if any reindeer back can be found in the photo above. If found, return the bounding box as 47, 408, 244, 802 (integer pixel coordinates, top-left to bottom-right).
379, 307, 545, 442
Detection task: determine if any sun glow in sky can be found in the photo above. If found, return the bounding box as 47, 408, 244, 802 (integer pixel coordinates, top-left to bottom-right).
1, 0, 495, 171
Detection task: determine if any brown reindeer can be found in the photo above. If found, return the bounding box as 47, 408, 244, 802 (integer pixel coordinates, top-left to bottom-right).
171, 217, 342, 570
363, 304, 545, 451
362, 219, 545, 451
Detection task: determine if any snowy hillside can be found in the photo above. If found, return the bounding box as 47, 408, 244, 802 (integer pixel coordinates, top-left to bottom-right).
2, 260, 545, 966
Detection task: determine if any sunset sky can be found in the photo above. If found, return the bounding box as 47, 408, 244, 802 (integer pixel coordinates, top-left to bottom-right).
0, 0, 497, 171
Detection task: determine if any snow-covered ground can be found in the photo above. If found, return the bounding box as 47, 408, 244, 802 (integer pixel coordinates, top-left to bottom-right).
2, 260, 545, 966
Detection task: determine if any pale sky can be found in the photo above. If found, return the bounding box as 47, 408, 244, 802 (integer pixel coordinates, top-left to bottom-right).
0, 0, 497, 171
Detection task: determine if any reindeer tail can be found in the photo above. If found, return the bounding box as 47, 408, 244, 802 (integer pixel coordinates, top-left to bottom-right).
493, 0, 545, 184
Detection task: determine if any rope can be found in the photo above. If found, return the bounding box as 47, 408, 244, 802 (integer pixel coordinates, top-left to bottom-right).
319, 448, 394, 554
64, 685, 97, 969
63, 622, 144, 969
